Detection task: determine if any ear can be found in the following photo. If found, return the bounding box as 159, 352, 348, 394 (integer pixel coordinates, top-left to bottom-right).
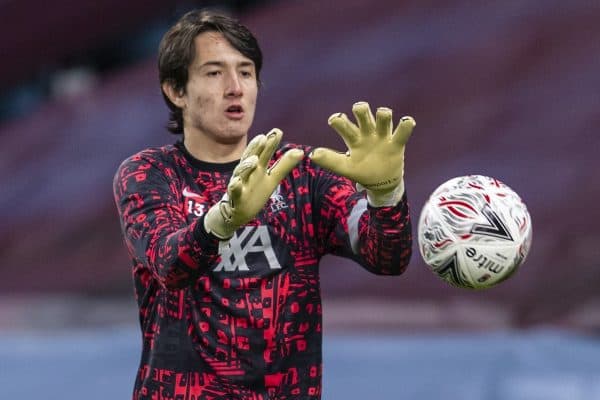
161, 81, 186, 108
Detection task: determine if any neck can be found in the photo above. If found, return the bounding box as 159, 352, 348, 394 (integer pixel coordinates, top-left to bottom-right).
183, 132, 247, 163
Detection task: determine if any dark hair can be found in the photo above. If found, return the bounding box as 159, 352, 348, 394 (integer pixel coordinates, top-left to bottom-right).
158, 9, 263, 134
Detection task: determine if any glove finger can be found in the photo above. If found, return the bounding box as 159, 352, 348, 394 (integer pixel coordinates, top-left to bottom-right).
308, 147, 354, 178
375, 107, 393, 138
258, 128, 283, 167
267, 148, 304, 183
227, 176, 244, 207
328, 113, 360, 146
352, 101, 376, 135
392, 116, 416, 145
241, 134, 267, 160
218, 201, 233, 222
232, 155, 258, 180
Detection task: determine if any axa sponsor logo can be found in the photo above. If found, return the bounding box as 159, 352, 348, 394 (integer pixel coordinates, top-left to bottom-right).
214, 226, 282, 272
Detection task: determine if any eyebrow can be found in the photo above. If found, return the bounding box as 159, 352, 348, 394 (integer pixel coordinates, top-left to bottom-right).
198, 60, 255, 69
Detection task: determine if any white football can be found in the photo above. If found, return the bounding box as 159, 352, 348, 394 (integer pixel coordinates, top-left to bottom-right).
418, 175, 532, 289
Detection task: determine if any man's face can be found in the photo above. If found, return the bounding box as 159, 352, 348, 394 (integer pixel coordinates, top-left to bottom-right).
181, 31, 258, 144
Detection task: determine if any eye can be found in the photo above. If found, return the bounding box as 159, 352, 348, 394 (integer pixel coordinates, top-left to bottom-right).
240, 70, 253, 78
206, 70, 221, 77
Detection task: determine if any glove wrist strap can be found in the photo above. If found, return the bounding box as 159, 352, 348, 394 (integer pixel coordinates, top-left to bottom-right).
358, 180, 405, 207
204, 203, 235, 240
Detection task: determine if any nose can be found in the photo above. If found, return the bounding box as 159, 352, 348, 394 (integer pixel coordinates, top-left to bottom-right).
225, 72, 243, 98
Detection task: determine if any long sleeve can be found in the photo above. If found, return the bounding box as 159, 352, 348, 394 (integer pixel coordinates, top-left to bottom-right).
113, 152, 220, 289
313, 166, 412, 275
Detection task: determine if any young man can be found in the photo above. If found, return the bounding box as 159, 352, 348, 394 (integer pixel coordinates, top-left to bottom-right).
113, 9, 415, 400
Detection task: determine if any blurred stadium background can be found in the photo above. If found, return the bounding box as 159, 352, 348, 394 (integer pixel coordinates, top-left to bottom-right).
1, 0, 599, 398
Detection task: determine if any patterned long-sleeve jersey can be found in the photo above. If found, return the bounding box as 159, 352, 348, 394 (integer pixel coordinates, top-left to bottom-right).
113, 140, 412, 400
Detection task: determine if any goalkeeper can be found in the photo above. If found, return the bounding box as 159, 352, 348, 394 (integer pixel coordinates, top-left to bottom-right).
113, 9, 414, 400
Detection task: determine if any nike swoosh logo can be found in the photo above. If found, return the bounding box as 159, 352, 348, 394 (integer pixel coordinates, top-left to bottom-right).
182, 186, 202, 200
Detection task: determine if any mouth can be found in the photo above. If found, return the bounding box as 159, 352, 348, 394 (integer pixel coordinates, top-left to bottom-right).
225, 104, 244, 120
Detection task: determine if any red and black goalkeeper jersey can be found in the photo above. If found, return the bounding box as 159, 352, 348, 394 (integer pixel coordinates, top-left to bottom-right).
113, 140, 412, 400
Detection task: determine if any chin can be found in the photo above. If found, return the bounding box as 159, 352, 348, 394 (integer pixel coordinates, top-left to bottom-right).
218, 130, 248, 145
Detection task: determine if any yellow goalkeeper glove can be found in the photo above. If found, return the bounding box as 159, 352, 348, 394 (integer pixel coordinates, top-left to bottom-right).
309, 101, 415, 207
204, 129, 304, 240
